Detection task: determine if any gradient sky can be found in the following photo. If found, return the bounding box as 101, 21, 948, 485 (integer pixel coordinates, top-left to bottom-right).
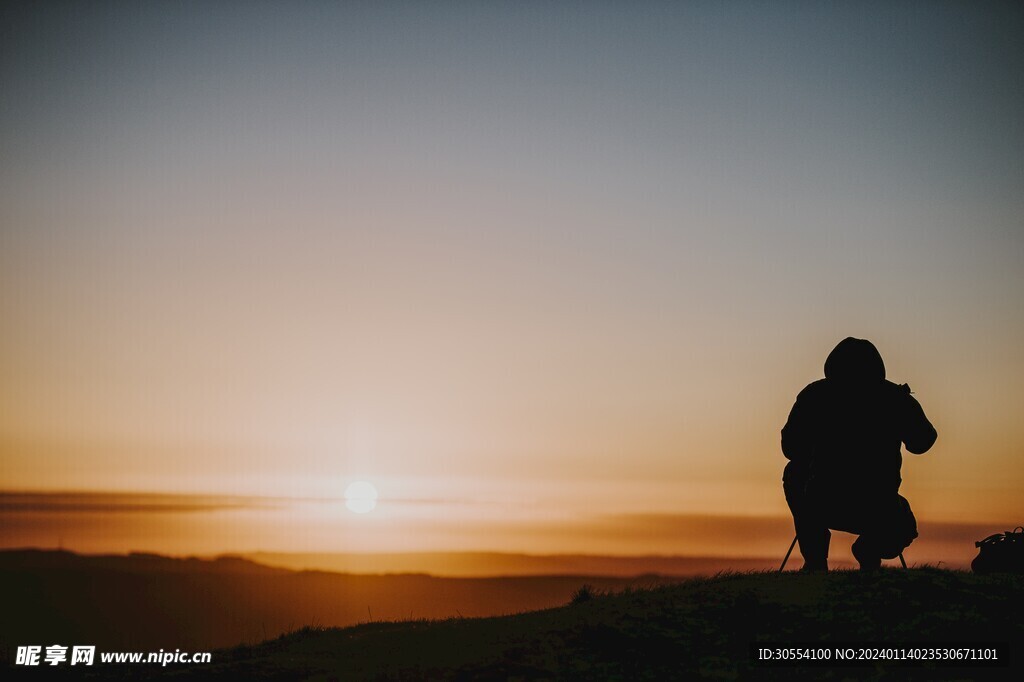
2, 2, 1022, 558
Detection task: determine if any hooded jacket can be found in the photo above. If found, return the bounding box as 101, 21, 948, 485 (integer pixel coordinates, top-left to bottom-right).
781, 338, 937, 495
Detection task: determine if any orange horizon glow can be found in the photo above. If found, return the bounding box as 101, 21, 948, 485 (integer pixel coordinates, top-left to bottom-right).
0, 487, 1012, 574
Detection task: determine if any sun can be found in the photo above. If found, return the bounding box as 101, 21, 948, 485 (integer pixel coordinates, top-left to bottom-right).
344, 480, 378, 514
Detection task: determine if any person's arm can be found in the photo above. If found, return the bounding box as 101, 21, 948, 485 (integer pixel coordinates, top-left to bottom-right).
899, 386, 937, 454
781, 383, 820, 462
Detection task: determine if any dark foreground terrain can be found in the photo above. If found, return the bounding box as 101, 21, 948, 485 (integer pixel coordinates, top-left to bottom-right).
22, 567, 1021, 681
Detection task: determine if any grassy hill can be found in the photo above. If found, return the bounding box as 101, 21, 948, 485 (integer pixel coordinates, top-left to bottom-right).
0, 550, 680, 651
80, 567, 1022, 681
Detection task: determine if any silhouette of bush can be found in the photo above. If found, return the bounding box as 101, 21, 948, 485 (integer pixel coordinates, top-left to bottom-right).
570, 583, 595, 605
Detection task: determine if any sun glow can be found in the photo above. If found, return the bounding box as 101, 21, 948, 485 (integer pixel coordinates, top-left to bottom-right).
344, 481, 378, 514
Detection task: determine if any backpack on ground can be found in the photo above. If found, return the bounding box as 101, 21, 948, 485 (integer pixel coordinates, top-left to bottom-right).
972, 527, 1024, 573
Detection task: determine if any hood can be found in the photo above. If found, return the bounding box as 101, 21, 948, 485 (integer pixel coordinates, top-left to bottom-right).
824, 337, 886, 383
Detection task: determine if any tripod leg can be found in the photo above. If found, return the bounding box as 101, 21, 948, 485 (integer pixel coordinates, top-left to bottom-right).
780, 535, 798, 572
899, 553, 907, 569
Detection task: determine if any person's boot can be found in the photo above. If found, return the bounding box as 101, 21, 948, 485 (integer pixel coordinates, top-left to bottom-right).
852, 537, 881, 571
797, 527, 830, 572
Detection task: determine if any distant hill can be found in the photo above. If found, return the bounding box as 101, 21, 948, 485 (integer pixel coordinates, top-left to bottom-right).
0, 549, 683, 652
102, 568, 1024, 681
243, 550, 803, 577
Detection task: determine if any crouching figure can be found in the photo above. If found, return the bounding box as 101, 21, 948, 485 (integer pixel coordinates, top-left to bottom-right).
781, 338, 937, 571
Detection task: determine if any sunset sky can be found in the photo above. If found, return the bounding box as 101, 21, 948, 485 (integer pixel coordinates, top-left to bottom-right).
2, 2, 1022, 566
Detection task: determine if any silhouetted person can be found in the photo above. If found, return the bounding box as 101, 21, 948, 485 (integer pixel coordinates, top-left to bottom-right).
781, 338, 937, 570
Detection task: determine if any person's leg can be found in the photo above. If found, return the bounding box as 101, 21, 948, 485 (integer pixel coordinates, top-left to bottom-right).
784, 473, 830, 571
853, 494, 918, 569
795, 519, 831, 571
851, 535, 882, 570
878, 495, 918, 559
